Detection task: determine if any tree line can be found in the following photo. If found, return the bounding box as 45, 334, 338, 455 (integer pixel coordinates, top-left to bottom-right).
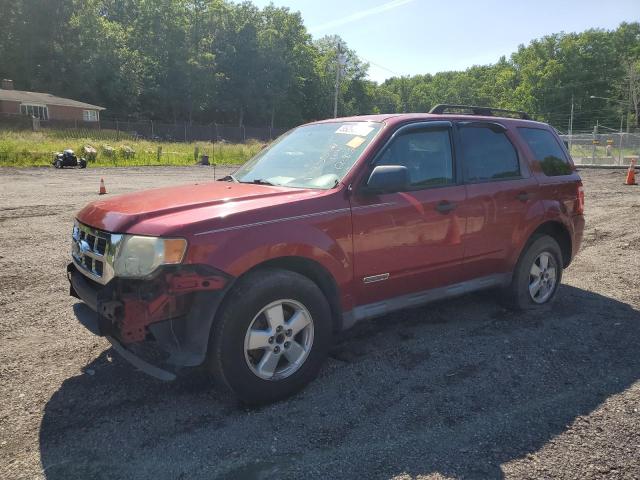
0, 0, 638, 132
375, 22, 640, 133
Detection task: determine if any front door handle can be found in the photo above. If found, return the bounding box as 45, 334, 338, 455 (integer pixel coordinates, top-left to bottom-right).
436, 201, 457, 213
516, 191, 530, 202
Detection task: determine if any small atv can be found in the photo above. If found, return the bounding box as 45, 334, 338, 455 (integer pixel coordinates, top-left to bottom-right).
53, 149, 87, 169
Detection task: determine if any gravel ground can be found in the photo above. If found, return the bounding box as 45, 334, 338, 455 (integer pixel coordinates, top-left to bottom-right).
0, 166, 639, 480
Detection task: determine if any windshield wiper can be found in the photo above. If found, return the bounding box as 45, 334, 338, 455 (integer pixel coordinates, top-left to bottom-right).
219, 174, 239, 183
245, 179, 275, 186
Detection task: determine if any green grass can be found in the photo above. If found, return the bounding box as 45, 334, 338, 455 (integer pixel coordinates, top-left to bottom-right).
0, 130, 264, 167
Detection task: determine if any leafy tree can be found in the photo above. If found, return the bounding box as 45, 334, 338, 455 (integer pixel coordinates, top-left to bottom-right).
0, 3, 637, 131
312, 35, 369, 118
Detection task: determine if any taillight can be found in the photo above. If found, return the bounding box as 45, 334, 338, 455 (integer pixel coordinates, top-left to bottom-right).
576, 182, 585, 215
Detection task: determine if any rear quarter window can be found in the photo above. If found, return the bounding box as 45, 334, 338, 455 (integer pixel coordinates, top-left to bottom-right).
459, 126, 520, 182
518, 127, 572, 176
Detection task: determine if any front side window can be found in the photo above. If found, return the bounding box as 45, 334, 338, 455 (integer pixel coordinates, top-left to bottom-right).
459, 126, 520, 182
518, 127, 572, 176
234, 121, 383, 189
376, 127, 454, 188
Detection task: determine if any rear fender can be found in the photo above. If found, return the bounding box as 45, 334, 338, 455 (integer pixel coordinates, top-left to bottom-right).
508, 211, 575, 270
506, 198, 546, 268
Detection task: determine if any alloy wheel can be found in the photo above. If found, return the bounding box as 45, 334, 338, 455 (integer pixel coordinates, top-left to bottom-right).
243, 299, 314, 380
529, 251, 558, 303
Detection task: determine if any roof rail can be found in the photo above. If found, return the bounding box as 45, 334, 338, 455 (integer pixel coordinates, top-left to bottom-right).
429, 104, 531, 120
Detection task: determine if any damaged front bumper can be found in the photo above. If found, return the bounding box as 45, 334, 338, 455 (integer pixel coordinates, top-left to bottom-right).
68, 263, 232, 380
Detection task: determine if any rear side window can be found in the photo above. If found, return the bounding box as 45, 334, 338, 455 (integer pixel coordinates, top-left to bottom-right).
518, 127, 572, 176
459, 126, 520, 182
377, 128, 454, 188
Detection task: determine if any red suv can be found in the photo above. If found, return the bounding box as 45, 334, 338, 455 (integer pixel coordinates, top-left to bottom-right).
68, 105, 585, 404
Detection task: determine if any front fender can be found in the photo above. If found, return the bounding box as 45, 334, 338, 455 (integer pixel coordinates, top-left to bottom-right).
186, 213, 353, 293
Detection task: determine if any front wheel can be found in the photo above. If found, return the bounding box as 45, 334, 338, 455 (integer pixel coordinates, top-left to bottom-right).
503, 235, 563, 310
54, 160, 62, 169
207, 268, 331, 404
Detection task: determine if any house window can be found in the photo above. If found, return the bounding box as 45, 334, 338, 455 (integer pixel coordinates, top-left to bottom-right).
83, 110, 98, 122
20, 104, 48, 120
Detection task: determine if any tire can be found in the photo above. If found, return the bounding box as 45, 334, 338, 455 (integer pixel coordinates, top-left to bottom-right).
54, 160, 62, 169
207, 268, 332, 404
502, 235, 563, 310
79, 160, 87, 169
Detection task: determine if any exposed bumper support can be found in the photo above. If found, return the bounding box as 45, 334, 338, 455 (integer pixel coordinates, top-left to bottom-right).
68, 262, 233, 377
106, 335, 177, 381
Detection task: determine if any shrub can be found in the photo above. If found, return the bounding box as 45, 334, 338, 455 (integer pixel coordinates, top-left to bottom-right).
121, 145, 135, 158
83, 145, 97, 161
102, 145, 116, 157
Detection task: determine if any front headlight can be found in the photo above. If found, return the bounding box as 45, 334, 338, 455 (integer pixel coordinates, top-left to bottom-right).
113, 235, 187, 278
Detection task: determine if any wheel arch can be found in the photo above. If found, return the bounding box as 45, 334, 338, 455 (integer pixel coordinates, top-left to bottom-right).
524, 220, 573, 268
233, 256, 343, 333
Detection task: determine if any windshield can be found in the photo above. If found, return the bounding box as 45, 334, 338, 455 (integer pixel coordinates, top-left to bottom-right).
233, 121, 383, 189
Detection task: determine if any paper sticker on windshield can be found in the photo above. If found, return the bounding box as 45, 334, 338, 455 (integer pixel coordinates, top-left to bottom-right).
335, 124, 375, 136
346, 136, 366, 149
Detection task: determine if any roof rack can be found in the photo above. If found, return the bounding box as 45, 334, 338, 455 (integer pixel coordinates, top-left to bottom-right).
429, 104, 531, 120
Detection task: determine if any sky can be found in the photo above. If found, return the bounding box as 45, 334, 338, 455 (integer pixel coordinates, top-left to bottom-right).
249, 0, 639, 83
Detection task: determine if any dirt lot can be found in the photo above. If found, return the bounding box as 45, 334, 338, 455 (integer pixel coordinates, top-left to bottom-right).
1, 166, 639, 479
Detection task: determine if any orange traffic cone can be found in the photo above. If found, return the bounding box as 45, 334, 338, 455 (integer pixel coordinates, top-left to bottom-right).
624, 160, 637, 186
99, 178, 107, 194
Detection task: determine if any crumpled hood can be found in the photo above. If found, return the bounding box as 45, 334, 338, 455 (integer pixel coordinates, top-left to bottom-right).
76, 181, 323, 235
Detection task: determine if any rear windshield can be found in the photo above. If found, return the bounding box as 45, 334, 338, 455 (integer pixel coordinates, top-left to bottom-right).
518, 127, 572, 176
234, 121, 383, 189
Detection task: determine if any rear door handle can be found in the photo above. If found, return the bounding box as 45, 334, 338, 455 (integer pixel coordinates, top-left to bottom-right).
436, 201, 457, 213
516, 192, 530, 202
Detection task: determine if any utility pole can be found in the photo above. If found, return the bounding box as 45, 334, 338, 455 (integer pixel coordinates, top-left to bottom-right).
333, 45, 346, 118
627, 112, 630, 133
619, 113, 624, 165
568, 94, 574, 154
333, 58, 340, 118
592, 121, 598, 164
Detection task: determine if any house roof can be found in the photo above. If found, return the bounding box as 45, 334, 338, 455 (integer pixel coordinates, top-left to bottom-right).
0, 89, 105, 110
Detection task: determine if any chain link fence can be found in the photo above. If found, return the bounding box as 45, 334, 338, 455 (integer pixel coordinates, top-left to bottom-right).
7, 113, 638, 167
0, 113, 270, 166
0, 113, 288, 143
561, 132, 640, 166
96, 119, 287, 143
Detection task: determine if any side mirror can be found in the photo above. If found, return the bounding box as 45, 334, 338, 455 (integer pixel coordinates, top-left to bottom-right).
365, 165, 409, 193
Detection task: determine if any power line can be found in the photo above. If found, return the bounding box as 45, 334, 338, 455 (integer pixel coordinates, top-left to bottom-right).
360, 56, 400, 77
535, 107, 628, 117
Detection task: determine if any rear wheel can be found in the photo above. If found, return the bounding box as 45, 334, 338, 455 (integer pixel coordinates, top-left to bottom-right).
503, 235, 563, 310
79, 159, 87, 168
207, 268, 331, 404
